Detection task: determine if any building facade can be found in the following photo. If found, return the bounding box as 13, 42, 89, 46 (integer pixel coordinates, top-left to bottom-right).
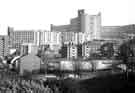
67, 44, 78, 59
40, 31, 61, 46
20, 43, 38, 56
51, 9, 101, 41
82, 41, 102, 58
61, 32, 78, 44
8, 27, 62, 52
80, 10, 101, 40
8, 27, 35, 49
0, 36, 9, 57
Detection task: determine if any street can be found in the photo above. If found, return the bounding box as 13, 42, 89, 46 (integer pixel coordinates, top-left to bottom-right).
60, 71, 135, 93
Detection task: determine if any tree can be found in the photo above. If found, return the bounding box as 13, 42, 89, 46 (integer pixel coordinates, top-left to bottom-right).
119, 38, 135, 79
37, 49, 42, 57
119, 43, 130, 61
119, 39, 135, 63
100, 42, 114, 58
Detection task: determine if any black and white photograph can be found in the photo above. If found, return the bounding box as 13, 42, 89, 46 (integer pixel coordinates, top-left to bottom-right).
0, 0, 134, 93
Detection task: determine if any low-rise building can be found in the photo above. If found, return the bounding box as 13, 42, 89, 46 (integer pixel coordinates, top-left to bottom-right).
19, 54, 41, 75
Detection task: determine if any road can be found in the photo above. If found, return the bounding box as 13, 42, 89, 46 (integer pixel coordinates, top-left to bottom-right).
60, 71, 135, 93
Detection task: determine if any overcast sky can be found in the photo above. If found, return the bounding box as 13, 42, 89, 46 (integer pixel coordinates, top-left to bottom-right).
0, 0, 133, 35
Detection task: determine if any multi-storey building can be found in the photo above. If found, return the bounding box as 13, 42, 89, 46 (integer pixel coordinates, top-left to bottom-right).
78, 32, 85, 44
20, 43, 38, 56
8, 27, 62, 53
101, 24, 135, 41
59, 45, 68, 58
61, 32, 78, 44
77, 44, 83, 58
67, 44, 78, 59
39, 31, 62, 51
0, 36, 9, 57
82, 41, 102, 58
50, 24, 71, 32
51, 9, 101, 41
40, 31, 61, 45
8, 27, 35, 49
80, 10, 101, 40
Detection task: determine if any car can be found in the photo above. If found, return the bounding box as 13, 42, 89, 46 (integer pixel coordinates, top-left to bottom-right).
44, 74, 60, 80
